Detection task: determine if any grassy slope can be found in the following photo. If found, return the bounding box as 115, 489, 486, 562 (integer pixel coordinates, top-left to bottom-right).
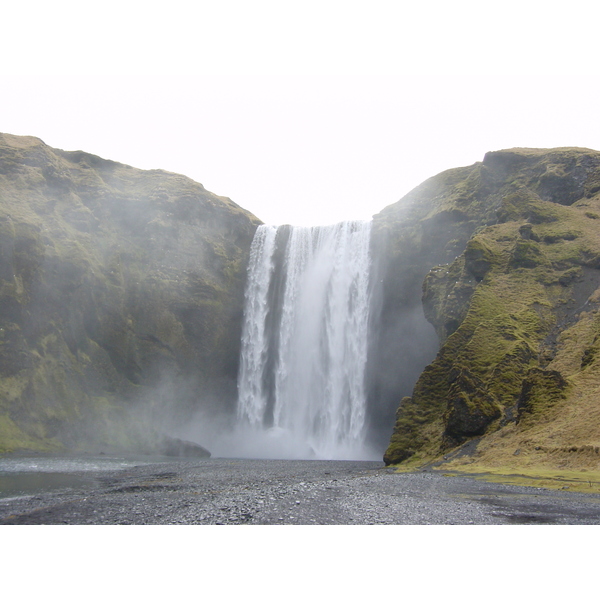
0, 133, 261, 453
381, 147, 600, 480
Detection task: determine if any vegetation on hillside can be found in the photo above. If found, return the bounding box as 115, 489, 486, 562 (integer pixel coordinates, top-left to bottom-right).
379, 148, 600, 474
0, 133, 260, 453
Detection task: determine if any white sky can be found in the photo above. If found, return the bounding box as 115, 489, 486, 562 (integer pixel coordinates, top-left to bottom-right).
2, 1, 599, 226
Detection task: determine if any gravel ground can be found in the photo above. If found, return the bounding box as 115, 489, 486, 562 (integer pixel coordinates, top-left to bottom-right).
1, 457, 600, 525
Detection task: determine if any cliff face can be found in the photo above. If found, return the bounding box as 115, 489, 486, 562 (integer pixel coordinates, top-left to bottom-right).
4, 134, 599, 468
0, 133, 260, 453
377, 147, 600, 471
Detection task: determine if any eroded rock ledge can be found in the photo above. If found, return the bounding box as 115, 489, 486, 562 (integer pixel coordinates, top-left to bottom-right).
0, 133, 260, 453
375, 147, 600, 471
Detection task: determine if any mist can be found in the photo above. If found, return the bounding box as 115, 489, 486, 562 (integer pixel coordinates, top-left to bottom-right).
177, 218, 438, 461
0, 134, 257, 456
0, 133, 446, 464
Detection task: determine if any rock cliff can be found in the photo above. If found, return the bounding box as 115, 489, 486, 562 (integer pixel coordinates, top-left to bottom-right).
0, 133, 260, 453
376, 147, 600, 472
3, 133, 599, 470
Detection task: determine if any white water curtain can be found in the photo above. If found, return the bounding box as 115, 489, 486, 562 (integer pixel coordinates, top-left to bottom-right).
237, 221, 372, 460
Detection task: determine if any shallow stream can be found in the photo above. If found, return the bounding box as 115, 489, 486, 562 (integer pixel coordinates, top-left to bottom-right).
0, 454, 183, 499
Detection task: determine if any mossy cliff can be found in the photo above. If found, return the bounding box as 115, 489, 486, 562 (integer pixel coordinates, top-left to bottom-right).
0, 133, 260, 453
376, 147, 600, 472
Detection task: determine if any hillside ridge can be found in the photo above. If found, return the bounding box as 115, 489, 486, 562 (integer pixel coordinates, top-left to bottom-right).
375, 145, 600, 473
0, 133, 260, 454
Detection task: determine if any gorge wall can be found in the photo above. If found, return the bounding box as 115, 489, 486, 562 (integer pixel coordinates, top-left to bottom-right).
0, 133, 260, 453
373, 147, 600, 472
2, 132, 600, 472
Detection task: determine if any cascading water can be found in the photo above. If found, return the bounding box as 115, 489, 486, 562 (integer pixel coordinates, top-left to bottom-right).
237, 221, 374, 459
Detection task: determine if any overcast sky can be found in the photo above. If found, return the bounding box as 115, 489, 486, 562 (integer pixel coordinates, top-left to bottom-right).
3, 1, 599, 226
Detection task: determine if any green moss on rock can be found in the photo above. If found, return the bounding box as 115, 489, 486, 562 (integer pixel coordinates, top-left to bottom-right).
509, 239, 550, 269
0, 133, 261, 453
464, 238, 495, 280
379, 146, 600, 467
516, 367, 569, 426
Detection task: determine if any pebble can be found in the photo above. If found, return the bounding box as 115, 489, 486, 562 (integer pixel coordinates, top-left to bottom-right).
1, 458, 599, 525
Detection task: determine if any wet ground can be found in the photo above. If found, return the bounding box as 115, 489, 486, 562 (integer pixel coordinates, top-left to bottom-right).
1, 456, 600, 524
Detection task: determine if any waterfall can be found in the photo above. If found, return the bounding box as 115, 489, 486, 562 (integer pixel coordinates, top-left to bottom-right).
237, 221, 373, 459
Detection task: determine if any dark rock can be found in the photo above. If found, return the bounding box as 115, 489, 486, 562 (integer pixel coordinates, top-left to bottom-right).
444, 369, 501, 443
161, 435, 211, 458
516, 368, 569, 425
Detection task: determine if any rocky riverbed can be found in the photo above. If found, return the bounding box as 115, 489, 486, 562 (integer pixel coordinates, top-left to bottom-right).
1, 457, 600, 525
